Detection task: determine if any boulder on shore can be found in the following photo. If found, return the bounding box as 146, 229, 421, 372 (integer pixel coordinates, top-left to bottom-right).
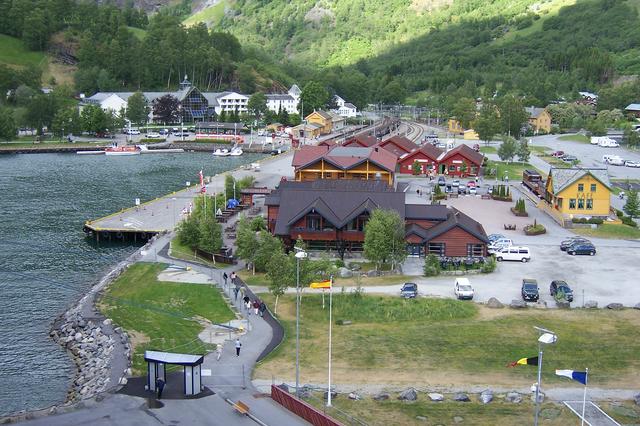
487, 297, 504, 308
373, 392, 390, 401
606, 303, 624, 310
510, 300, 527, 309
398, 388, 418, 401
479, 389, 493, 404
505, 392, 522, 403
428, 393, 444, 402
453, 393, 470, 402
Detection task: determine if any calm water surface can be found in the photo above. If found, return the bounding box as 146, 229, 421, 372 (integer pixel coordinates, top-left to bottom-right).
0, 152, 263, 415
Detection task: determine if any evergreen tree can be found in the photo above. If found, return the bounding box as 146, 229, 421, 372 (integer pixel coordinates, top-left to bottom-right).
126, 91, 149, 125
624, 190, 639, 218
516, 139, 531, 163
497, 136, 518, 162
363, 209, 407, 270
475, 102, 500, 144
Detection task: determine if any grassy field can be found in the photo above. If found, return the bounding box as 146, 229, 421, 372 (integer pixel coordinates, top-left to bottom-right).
254, 293, 640, 389
0, 34, 46, 67
305, 394, 640, 426
98, 263, 234, 373
489, 161, 545, 180
479, 146, 497, 154
184, 1, 226, 26
238, 270, 412, 288
529, 145, 550, 154
574, 223, 640, 239
169, 237, 218, 267
558, 134, 590, 143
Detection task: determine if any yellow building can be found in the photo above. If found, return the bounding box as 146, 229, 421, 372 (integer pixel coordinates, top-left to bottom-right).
545, 167, 611, 217
463, 129, 479, 140
305, 110, 333, 135
448, 119, 464, 134
525, 107, 552, 134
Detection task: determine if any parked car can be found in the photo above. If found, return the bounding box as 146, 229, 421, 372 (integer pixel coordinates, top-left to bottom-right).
469, 186, 477, 195
124, 129, 140, 135
145, 132, 161, 138
467, 181, 476, 188
452, 179, 460, 188
625, 160, 640, 168
560, 237, 591, 251
173, 131, 189, 137
550, 280, 574, 302
495, 246, 531, 262
445, 184, 453, 193
457, 185, 467, 194
454, 278, 474, 300
158, 129, 169, 135
551, 150, 565, 158
488, 233, 506, 243
438, 176, 446, 186
562, 154, 578, 162
608, 157, 625, 166
401, 282, 418, 299
472, 144, 480, 152
521, 279, 539, 302
567, 242, 596, 256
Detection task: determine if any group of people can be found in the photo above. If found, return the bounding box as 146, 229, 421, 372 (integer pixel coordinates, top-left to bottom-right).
241, 296, 266, 317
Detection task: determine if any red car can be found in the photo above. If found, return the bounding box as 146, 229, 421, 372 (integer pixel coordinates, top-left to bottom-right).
467, 181, 476, 187
551, 150, 565, 158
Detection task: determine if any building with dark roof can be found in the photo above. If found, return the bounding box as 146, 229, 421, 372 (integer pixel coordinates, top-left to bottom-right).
377, 136, 419, 157
292, 145, 398, 186
265, 180, 488, 257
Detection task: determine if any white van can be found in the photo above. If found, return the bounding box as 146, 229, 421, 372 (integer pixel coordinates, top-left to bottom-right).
454, 278, 475, 300
603, 155, 624, 165
495, 246, 531, 262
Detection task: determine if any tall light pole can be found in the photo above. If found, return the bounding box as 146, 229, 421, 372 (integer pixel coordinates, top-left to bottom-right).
534, 326, 557, 426
326, 275, 334, 407
294, 247, 307, 398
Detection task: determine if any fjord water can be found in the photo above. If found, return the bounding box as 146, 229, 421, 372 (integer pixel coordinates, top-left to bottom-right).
0, 152, 263, 416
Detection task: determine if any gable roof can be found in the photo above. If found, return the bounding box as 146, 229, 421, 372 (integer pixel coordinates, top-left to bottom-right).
548, 167, 611, 194
379, 136, 418, 155
292, 145, 398, 173
343, 134, 378, 147
327, 111, 345, 122
306, 110, 333, 120
404, 204, 449, 221
525, 107, 547, 119
343, 103, 357, 110
419, 208, 488, 243
400, 144, 444, 162
438, 144, 484, 165
265, 180, 404, 235
625, 103, 640, 111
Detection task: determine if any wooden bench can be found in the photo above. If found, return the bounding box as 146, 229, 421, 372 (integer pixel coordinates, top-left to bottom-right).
232, 400, 249, 415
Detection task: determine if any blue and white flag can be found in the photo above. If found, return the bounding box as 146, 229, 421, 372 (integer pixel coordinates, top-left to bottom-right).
555, 369, 588, 385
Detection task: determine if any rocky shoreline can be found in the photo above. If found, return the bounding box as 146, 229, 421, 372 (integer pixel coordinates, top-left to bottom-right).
1, 236, 160, 423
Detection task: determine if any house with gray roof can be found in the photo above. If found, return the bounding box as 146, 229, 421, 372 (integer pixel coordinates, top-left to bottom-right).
544, 167, 612, 218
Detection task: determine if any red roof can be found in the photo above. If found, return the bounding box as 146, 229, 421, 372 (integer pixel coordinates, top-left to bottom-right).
344, 134, 378, 147
400, 144, 444, 163
292, 145, 330, 168
438, 144, 484, 165
293, 145, 397, 173
378, 136, 419, 155
318, 139, 338, 147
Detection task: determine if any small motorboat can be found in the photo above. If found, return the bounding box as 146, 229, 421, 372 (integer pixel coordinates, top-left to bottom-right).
213, 148, 230, 157
229, 147, 243, 156
105, 145, 141, 156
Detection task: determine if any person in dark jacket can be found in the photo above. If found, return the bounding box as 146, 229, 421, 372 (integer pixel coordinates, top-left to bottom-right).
156, 377, 165, 399
259, 301, 267, 317
222, 272, 228, 286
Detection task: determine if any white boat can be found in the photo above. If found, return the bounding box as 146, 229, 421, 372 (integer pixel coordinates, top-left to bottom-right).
213, 148, 230, 157
229, 147, 243, 156
105, 146, 141, 156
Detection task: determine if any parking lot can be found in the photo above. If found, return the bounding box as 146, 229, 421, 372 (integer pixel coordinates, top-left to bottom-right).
394, 180, 640, 308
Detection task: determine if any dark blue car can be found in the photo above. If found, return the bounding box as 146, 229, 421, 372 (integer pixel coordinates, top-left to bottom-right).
567, 242, 596, 256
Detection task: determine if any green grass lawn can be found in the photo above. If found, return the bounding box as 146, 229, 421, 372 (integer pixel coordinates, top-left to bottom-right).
238, 270, 412, 289
169, 237, 218, 267
558, 134, 590, 143
184, 1, 226, 26
255, 293, 640, 389
487, 161, 545, 180
98, 263, 234, 374
574, 223, 640, 239
305, 394, 640, 426
0, 34, 46, 67
529, 145, 550, 154
479, 146, 497, 154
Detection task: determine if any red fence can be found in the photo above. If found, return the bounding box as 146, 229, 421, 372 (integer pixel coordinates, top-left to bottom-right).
271, 385, 343, 426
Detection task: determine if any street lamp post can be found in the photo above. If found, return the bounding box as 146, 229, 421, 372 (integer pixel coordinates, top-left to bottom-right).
534, 326, 557, 426
326, 275, 334, 407
294, 247, 307, 398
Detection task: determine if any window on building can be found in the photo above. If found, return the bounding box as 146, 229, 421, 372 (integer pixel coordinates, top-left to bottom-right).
449, 165, 456, 172
428, 242, 445, 256
578, 198, 585, 209
586, 199, 593, 210
306, 215, 321, 231
578, 184, 584, 192
569, 199, 576, 209
590, 184, 596, 192
466, 244, 484, 257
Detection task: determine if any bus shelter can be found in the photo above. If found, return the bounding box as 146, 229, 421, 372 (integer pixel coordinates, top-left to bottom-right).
145, 350, 204, 396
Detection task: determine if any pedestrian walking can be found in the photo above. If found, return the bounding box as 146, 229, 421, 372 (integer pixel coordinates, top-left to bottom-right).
230, 271, 237, 286
216, 344, 222, 361
239, 286, 246, 299
253, 300, 260, 316
259, 301, 266, 317
156, 378, 165, 399
233, 286, 239, 300
235, 338, 242, 356
243, 296, 251, 313
222, 272, 228, 286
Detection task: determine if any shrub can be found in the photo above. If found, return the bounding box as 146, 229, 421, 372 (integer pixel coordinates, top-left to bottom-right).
587, 218, 603, 225
335, 259, 345, 268
423, 254, 441, 277
616, 209, 624, 218
621, 216, 638, 227
514, 198, 526, 213
481, 256, 497, 273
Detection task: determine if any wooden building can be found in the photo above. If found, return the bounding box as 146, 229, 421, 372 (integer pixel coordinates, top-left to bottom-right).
398, 144, 444, 176
377, 135, 419, 157
544, 167, 611, 217
292, 145, 397, 186
436, 144, 484, 177
525, 107, 552, 134
304, 110, 334, 134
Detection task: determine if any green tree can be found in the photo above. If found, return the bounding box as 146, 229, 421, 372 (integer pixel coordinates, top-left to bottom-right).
516, 139, 531, 163
423, 254, 441, 277
26, 94, 57, 135
363, 209, 406, 270
22, 8, 49, 51
624, 190, 639, 218
236, 216, 258, 273
152, 95, 181, 124
253, 231, 283, 272
266, 250, 293, 314
81, 104, 110, 133
177, 214, 200, 249
411, 160, 421, 175
474, 102, 500, 144
247, 92, 268, 121
300, 81, 329, 116
497, 136, 518, 162
586, 117, 606, 136
51, 107, 81, 138
498, 95, 528, 137
452, 97, 476, 129
224, 174, 237, 201
0, 107, 17, 140
126, 91, 149, 125
624, 126, 640, 149
198, 217, 223, 254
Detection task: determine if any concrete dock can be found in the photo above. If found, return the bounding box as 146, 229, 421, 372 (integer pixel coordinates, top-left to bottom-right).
83, 152, 295, 242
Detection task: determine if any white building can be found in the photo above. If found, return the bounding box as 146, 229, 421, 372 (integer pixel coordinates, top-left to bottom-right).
205, 91, 249, 115
265, 85, 301, 114
333, 95, 358, 118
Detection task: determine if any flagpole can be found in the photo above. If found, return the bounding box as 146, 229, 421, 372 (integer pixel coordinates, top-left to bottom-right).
581, 368, 588, 426
534, 342, 543, 426
327, 276, 333, 407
